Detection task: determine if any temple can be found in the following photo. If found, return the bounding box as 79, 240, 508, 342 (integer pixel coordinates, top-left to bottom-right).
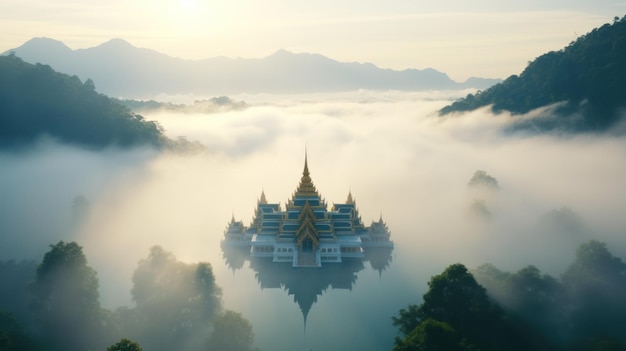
222, 153, 393, 268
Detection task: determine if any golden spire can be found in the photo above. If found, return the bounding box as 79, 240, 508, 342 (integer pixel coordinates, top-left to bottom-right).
259, 189, 268, 204
346, 190, 354, 204
303, 148, 310, 177
294, 149, 319, 197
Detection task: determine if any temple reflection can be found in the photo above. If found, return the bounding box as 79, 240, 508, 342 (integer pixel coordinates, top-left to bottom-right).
222, 247, 393, 323
221, 152, 393, 322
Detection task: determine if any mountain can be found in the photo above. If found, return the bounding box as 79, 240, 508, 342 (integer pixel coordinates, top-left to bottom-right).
3, 38, 499, 98
440, 16, 626, 133
459, 77, 503, 89
0, 54, 166, 149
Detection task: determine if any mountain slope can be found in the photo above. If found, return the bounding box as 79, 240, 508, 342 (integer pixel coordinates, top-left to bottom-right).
0, 54, 166, 149
440, 16, 626, 132
4, 38, 499, 98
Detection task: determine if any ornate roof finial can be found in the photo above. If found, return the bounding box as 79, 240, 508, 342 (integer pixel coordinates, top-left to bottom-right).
295, 148, 318, 197
303, 147, 310, 177
259, 189, 268, 204
346, 189, 354, 204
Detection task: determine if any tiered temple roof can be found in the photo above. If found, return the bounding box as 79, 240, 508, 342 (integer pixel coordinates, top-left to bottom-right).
222, 152, 393, 267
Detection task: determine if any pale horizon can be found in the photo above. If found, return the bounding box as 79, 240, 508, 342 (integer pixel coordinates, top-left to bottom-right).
1, 0, 624, 81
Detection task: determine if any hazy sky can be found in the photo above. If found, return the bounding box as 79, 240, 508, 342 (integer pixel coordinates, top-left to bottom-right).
1, 0, 624, 80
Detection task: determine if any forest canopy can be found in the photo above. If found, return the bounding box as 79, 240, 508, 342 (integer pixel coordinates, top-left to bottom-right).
0, 242, 259, 351
393, 240, 626, 351
439, 16, 626, 133
0, 54, 167, 149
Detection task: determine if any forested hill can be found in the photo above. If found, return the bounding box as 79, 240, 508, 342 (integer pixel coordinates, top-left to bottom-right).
440, 16, 626, 133
0, 54, 166, 149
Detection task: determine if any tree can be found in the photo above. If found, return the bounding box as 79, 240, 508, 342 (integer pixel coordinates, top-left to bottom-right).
472, 243, 626, 349
107, 338, 143, 351
562, 241, 626, 285
417, 264, 499, 338
561, 241, 626, 345
496, 266, 565, 349
467, 171, 499, 220
392, 318, 470, 351
467, 170, 499, 189
30, 241, 104, 351
0, 311, 36, 351
0, 260, 37, 328
126, 246, 222, 351
471, 263, 510, 301
206, 311, 256, 351
394, 264, 529, 351
84, 78, 96, 91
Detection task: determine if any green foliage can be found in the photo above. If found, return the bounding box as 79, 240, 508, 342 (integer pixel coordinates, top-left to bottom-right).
418, 264, 494, 329
164, 136, 209, 154
0, 260, 36, 327
107, 338, 143, 351
561, 241, 626, 344
131, 246, 221, 317
467, 170, 499, 189
467, 170, 498, 220
440, 16, 626, 132
0, 54, 166, 149
574, 337, 626, 351
393, 264, 529, 351
502, 266, 562, 315
206, 311, 257, 351
470, 241, 626, 350
393, 304, 421, 336
121, 246, 222, 351
418, 264, 518, 350
116, 96, 247, 114
392, 318, 471, 351
30, 241, 105, 351
1, 242, 257, 351
474, 264, 565, 348
0, 311, 37, 351
562, 240, 626, 285
471, 263, 510, 300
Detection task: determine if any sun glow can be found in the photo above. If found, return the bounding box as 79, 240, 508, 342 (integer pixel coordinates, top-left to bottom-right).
164, 0, 237, 35
180, 0, 200, 9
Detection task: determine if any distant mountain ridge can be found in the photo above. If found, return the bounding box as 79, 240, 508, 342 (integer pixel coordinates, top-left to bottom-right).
440, 16, 626, 133
3, 38, 500, 98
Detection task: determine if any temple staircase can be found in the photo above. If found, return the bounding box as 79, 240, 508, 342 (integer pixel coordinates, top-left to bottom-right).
296, 250, 319, 267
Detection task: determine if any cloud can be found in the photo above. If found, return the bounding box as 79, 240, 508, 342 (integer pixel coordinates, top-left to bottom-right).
0, 140, 157, 260
149, 91, 626, 264
1, 91, 625, 310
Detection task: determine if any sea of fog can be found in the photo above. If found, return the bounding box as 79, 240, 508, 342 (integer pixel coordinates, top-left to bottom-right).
1, 90, 626, 350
